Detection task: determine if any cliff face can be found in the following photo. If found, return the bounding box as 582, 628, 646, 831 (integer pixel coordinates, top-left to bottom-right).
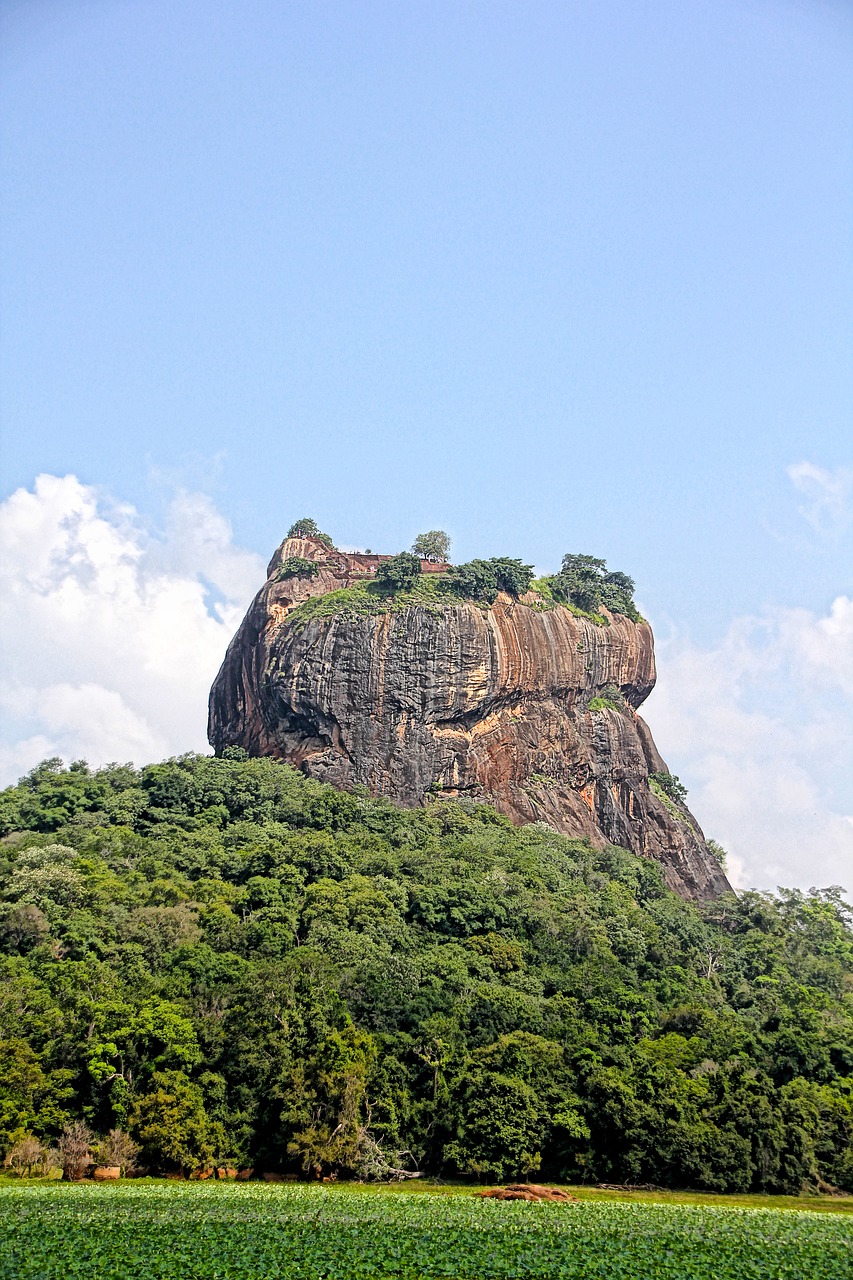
209, 537, 731, 900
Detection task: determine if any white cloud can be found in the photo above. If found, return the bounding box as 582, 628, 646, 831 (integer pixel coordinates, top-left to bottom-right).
0, 474, 265, 786
643, 599, 853, 893
787, 461, 853, 536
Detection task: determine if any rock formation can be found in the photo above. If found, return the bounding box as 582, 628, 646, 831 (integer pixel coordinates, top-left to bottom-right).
209, 536, 731, 900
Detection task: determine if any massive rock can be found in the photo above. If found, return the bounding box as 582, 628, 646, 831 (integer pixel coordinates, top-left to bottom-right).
209, 536, 731, 900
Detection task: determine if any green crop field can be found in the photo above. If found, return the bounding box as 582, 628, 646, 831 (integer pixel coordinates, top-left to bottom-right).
1, 1184, 851, 1280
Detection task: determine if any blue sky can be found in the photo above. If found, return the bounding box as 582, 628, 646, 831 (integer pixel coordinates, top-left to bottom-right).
1, 0, 851, 889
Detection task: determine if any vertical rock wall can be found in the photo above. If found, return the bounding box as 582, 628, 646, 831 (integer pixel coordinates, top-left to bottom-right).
209, 537, 731, 900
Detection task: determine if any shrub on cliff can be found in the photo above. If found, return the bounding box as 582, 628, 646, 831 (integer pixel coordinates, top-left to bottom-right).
286, 518, 335, 549
376, 552, 421, 591
649, 771, 689, 805
491, 558, 535, 596
589, 684, 626, 712
444, 558, 534, 603
277, 557, 320, 580
549, 555, 639, 620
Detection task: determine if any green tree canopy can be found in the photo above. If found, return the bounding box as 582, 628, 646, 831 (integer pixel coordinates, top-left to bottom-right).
444, 558, 534, 603
131, 1071, 213, 1175
286, 518, 335, 548
375, 552, 421, 591
550, 554, 638, 619
411, 531, 451, 562
0, 753, 851, 1191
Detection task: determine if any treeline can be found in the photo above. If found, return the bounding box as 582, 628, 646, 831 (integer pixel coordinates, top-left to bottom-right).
1, 754, 851, 1191
374, 551, 639, 616
285, 518, 638, 616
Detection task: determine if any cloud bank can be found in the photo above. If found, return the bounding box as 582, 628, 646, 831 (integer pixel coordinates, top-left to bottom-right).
1, 473, 850, 893
643, 598, 853, 893
0, 474, 264, 784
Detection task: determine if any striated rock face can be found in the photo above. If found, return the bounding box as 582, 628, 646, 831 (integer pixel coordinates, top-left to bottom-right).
209, 537, 731, 900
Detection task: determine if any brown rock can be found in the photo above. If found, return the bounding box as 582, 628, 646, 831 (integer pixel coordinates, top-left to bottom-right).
479, 1184, 578, 1203
209, 536, 730, 900
93, 1166, 120, 1181
235, 1168, 254, 1181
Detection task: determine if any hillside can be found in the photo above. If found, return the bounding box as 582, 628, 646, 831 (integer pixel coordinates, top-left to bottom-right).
1, 753, 851, 1191
209, 533, 729, 900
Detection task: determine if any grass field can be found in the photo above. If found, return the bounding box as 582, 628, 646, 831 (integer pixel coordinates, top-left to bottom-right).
1, 1182, 851, 1280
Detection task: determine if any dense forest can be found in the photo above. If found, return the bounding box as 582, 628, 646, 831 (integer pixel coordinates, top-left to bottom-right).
1, 754, 851, 1191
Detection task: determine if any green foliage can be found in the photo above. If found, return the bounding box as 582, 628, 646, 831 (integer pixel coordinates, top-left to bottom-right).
0, 754, 851, 1192
490, 558, 535, 597
443, 559, 497, 602
0, 1041, 72, 1149
277, 557, 320, 580
286, 518, 335, 548
548, 554, 640, 620
650, 772, 689, 806
285, 583, 384, 627
131, 1071, 213, 1174
284, 576, 462, 631
589, 685, 627, 713
375, 553, 421, 592
411, 531, 451, 562
1, 1184, 851, 1280
526, 577, 556, 608
443, 558, 534, 603
527, 580, 609, 624
262, 539, 634, 632
707, 840, 728, 870
286, 1021, 375, 1176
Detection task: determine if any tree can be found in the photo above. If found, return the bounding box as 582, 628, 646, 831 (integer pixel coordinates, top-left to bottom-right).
57, 1121, 94, 1181
0, 1039, 70, 1149
444, 1070, 547, 1181
444, 560, 496, 602
96, 1127, 139, 1174
287, 517, 321, 537
489, 558, 534, 597
554, 554, 606, 614
286, 518, 334, 548
411, 531, 451, 562
375, 552, 421, 592
0, 902, 49, 953
3, 1135, 51, 1177
707, 840, 728, 870
131, 1071, 213, 1175
550, 553, 638, 619
444, 558, 534, 603
285, 1023, 376, 1178
649, 772, 689, 806
1, 752, 852, 1194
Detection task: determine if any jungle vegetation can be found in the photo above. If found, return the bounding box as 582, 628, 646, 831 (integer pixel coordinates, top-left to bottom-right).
0, 754, 850, 1190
